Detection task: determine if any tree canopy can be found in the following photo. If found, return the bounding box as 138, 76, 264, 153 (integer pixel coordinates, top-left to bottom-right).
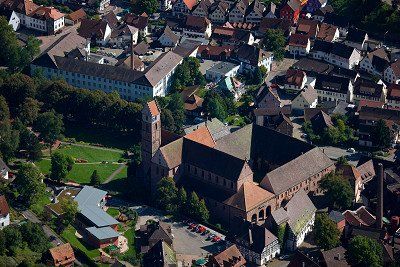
314, 213, 341, 250
320, 172, 354, 211
90, 170, 101, 186
131, 0, 159, 15
34, 110, 64, 153
50, 152, 74, 182
372, 119, 391, 149
347, 236, 383, 267
14, 163, 46, 207
171, 57, 206, 91
262, 29, 286, 61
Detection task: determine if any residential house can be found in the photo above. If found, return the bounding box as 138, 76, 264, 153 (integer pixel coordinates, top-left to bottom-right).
172, 0, 197, 16
132, 41, 150, 56
344, 28, 368, 51
289, 33, 311, 56
207, 244, 246, 267
358, 106, 400, 147
138, 221, 173, 253
284, 69, 307, 91
279, 0, 301, 24
312, 4, 333, 22
291, 85, 318, 114
320, 246, 349, 267
158, 26, 180, 47
0, 158, 10, 181
303, 0, 327, 14
192, 0, 214, 17
142, 240, 177, 267
102, 11, 118, 30
309, 110, 334, 134
47, 243, 75, 267
323, 13, 350, 36
197, 44, 235, 60
181, 86, 204, 117
109, 24, 139, 47
360, 48, 390, 77
0, 195, 10, 229
78, 18, 111, 46
245, 0, 265, 25
144, 101, 334, 228
352, 78, 387, 104
291, 58, 334, 77
268, 190, 316, 251
212, 25, 254, 45
311, 39, 333, 61
65, 8, 86, 25
255, 85, 292, 111
316, 23, 339, 42
229, 0, 248, 23
257, 17, 291, 38
387, 83, 400, 110
74, 186, 120, 248
296, 18, 319, 39
182, 15, 212, 42
209, 1, 230, 24
314, 74, 353, 104
343, 206, 376, 237
327, 43, 361, 70
337, 164, 364, 203
233, 44, 273, 73
328, 210, 346, 233
227, 223, 280, 265
260, 112, 294, 136
124, 12, 149, 37
0, 0, 65, 34
205, 62, 240, 81
217, 76, 244, 100
115, 54, 145, 71
384, 60, 400, 84
264, 2, 277, 18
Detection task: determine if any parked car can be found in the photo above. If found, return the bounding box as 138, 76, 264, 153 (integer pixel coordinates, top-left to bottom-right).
203, 230, 210, 235
208, 234, 215, 240
212, 236, 221, 242
188, 223, 197, 229
197, 226, 206, 234
347, 148, 356, 153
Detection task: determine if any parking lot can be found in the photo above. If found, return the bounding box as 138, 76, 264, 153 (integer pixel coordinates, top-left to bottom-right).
132, 206, 226, 265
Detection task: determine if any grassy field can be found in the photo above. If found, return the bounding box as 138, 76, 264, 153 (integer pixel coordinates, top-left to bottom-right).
61, 226, 100, 259
106, 207, 120, 218
35, 144, 127, 184
30, 192, 51, 216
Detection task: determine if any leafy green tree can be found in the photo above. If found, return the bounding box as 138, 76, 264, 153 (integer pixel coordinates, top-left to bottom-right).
263, 29, 286, 61
372, 119, 391, 148
161, 108, 176, 132
14, 163, 45, 207
314, 213, 341, 250
19, 222, 50, 253
197, 198, 209, 222
177, 187, 187, 212
276, 224, 287, 250
58, 197, 79, 227
50, 152, 74, 182
0, 96, 10, 122
187, 191, 209, 222
156, 177, 178, 213
347, 236, 383, 267
2, 225, 23, 254
0, 231, 5, 255
13, 119, 43, 161
0, 96, 20, 162
336, 156, 348, 166
34, 110, 64, 154
131, 0, 159, 14
90, 170, 101, 186
13, 247, 41, 265
253, 67, 263, 85
18, 98, 41, 125
168, 93, 185, 133
171, 57, 205, 91
320, 172, 354, 211
203, 92, 228, 121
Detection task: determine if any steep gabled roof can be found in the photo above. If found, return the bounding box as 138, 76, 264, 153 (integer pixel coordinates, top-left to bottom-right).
0, 195, 9, 217
224, 181, 274, 211
49, 243, 75, 267
210, 245, 246, 267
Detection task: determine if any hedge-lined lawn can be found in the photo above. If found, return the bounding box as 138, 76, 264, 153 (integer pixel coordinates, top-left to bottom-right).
36, 159, 124, 184
61, 226, 100, 259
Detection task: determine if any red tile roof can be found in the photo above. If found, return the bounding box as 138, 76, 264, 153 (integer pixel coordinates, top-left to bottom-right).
289, 33, 309, 47
0, 195, 9, 217
343, 206, 376, 227
49, 243, 76, 267
66, 8, 86, 22
147, 100, 160, 116
184, 126, 215, 148
31, 6, 64, 20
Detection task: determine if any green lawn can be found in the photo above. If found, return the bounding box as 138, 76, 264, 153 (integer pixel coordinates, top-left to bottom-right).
36, 159, 124, 184
61, 226, 100, 259
106, 207, 120, 218
55, 145, 123, 163
225, 115, 246, 126
35, 144, 126, 184
30, 192, 51, 216
120, 228, 136, 260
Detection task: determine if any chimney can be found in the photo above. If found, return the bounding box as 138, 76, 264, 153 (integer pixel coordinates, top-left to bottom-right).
248, 228, 253, 245
337, 253, 341, 261
376, 163, 384, 229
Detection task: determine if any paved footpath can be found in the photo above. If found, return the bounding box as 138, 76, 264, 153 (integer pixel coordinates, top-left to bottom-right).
102, 163, 126, 184
60, 141, 124, 153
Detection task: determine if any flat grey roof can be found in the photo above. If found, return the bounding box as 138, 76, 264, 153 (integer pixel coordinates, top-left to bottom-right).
207, 62, 239, 75
86, 226, 120, 240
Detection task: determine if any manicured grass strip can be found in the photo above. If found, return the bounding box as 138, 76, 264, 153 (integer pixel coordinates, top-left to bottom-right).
121, 228, 136, 258
30, 192, 51, 216
56, 145, 123, 163
113, 165, 128, 180
106, 207, 119, 218
35, 159, 124, 184
61, 226, 100, 259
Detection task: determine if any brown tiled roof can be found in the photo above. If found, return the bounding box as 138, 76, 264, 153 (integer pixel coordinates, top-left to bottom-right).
358, 106, 400, 124
289, 33, 309, 47
185, 15, 210, 31
321, 246, 349, 267
116, 55, 144, 71
78, 18, 109, 39
124, 12, 148, 30
224, 181, 274, 211
208, 245, 246, 267
184, 126, 215, 148
66, 8, 86, 22
1, 0, 38, 15
337, 164, 361, 182
102, 11, 118, 29
296, 18, 319, 38
285, 69, 306, 87
387, 83, 400, 101
183, 0, 197, 10
147, 100, 160, 116
49, 243, 75, 267
356, 160, 375, 182
184, 94, 203, 111
0, 195, 9, 217
343, 206, 376, 227
260, 147, 334, 194
389, 60, 400, 77
317, 23, 338, 42
198, 45, 234, 57
310, 110, 334, 129
259, 18, 291, 34
30, 6, 64, 20
158, 138, 184, 169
